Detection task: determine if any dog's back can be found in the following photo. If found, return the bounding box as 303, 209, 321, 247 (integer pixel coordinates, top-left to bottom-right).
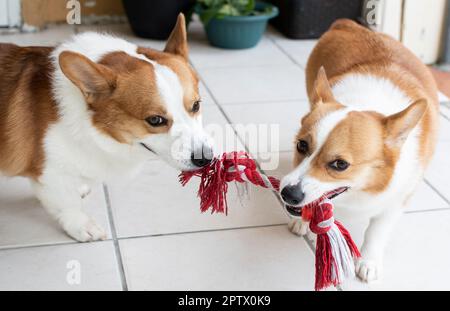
0, 43, 58, 178
306, 19, 439, 167
307, 19, 438, 103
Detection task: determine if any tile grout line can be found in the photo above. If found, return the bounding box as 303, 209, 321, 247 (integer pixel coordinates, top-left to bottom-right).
0, 240, 85, 252
424, 178, 450, 205
117, 223, 288, 241
267, 35, 300, 66
103, 184, 129, 291
440, 111, 450, 122
262, 36, 347, 290
219, 97, 308, 106
190, 60, 248, 151
267, 35, 306, 69
196, 63, 284, 204
405, 207, 450, 214
195, 62, 300, 71
192, 59, 317, 259
0, 224, 290, 252
259, 36, 318, 259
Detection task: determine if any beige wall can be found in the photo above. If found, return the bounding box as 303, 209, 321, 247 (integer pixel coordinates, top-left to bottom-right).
21, 0, 125, 28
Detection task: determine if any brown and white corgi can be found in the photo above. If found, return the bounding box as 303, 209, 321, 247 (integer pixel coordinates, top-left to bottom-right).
0, 14, 214, 242
280, 20, 439, 282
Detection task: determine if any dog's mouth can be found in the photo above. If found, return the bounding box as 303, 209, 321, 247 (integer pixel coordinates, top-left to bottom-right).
140, 143, 156, 154
284, 187, 349, 218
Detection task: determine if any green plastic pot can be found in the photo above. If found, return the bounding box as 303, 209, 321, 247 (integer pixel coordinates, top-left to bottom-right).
200, 2, 279, 49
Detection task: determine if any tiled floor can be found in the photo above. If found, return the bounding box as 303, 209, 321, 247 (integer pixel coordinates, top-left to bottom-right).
1, 22, 450, 291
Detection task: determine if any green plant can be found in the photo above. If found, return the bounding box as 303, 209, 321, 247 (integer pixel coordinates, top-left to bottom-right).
192, 0, 273, 25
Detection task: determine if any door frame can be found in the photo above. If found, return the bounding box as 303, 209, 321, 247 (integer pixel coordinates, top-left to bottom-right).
0, 0, 21, 28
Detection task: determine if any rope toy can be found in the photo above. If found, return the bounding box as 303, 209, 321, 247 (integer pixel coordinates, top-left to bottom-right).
180, 151, 361, 291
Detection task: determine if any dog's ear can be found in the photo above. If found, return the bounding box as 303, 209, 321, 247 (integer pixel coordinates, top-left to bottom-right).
164, 13, 188, 60
59, 51, 116, 103
311, 67, 335, 108
384, 99, 428, 147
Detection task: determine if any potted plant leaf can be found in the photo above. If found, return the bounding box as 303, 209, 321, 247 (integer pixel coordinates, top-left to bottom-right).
123, 0, 195, 40
192, 0, 279, 49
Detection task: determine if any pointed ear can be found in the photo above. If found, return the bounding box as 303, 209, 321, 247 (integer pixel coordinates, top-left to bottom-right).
164, 13, 188, 60
384, 99, 428, 147
311, 67, 335, 108
59, 51, 116, 103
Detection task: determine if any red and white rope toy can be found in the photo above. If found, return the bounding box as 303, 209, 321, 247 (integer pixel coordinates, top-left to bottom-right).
180, 151, 360, 291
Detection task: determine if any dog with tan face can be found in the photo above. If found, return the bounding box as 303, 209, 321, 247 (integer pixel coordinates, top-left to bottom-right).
0, 14, 214, 242
280, 20, 439, 283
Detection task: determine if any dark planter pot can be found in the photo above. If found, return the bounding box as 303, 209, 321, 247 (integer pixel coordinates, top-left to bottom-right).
123, 0, 195, 40
200, 2, 279, 49
270, 0, 363, 39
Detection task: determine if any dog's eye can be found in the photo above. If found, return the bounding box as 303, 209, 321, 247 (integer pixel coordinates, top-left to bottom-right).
329, 159, 350, 171
146, 115, 167, 127
296, 140, 309, 154
192, 100, 201, 113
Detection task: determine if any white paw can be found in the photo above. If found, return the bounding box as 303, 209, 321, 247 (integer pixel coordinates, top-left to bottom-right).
288, 218, 309, 236
59, 211, 107, 242
355, 258, 381, 283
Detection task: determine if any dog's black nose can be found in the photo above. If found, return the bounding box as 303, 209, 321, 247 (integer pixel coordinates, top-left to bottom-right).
281, 185, 305, 206
191, 146, 213, 168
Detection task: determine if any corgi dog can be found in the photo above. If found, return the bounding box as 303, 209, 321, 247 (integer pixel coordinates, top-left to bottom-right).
0, 14, 214, 242
280, 20, 439, 282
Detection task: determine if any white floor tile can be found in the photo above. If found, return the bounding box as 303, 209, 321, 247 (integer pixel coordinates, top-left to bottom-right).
258, 151, 295, 177
425, 141, 450, 201
2, 21, 450, 291
120, 226, 315, 290
108, 103, 284, 238
406, 181, 449, 213
108, 158, 286, 238
0, 241, 122, 290
199, 66, 307, 105
269, 34, 317, 68
441, 104, 450, 120
203, 104, 246, 154
438, 91, 449, 102
438, 115, 450, 142
188, 19, 292, 69
343, 210, 450, 290
190, 37, 293, 69
0, 25, 75, 46
222, 101, 310, 153
199, 82, 214, 106
75, 23, 166, 50
0, 177, 111, 248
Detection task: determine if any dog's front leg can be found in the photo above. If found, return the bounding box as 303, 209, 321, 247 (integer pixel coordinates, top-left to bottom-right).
288, 218, 309, 236
32, 173, 106, 242
356, 207, 402, 283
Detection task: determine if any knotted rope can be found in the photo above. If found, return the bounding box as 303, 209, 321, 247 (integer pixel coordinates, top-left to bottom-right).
180, 151, 360, 290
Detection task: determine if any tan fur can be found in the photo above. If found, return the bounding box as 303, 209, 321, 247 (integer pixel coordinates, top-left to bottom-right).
296, 19, 439, 193
0, 44, 58, 179
309, 112, 393, 193
57, 14, 199, 145
138, 14, 200, 116
294, 101, 344, 166
0, 13, 199, 179
137, 47, 200, 115
164, 14, 189, 61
